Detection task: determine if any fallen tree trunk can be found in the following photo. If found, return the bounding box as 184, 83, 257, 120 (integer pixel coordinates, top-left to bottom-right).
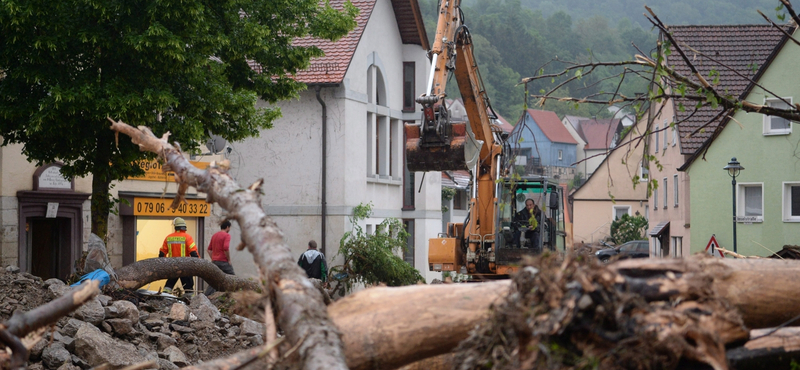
727, 328, 800, 369
329, 281, 510, 370
114, 257, 261, 292
110, 119, 347, 370
612, 256, 800, 329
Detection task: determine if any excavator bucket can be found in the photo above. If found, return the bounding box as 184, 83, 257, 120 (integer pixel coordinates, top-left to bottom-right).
405, 123, 469, 172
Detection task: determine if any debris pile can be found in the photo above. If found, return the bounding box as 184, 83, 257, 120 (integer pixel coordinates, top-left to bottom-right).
453, 253, 745, 370
1, 267, 264, 369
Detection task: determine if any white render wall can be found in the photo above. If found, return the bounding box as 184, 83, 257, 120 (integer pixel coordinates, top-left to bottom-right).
228, 0, 441, 281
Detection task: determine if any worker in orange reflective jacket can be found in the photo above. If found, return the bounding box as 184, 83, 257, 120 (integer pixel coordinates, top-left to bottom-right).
159, 217, 199, 294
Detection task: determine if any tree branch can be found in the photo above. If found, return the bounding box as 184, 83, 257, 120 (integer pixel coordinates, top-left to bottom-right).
108, 118, 347, 370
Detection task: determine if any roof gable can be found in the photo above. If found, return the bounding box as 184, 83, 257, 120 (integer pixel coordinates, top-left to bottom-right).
578, 118, 621, 150
523, 109, 578, 144
667, 24, 791, 154
252, 0, 429, 85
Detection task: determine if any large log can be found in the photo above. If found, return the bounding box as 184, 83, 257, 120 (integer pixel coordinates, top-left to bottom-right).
114, 257, 261, 292
727, 328, 800, 369
612, 256, 800, 329
329, 281, 510, 370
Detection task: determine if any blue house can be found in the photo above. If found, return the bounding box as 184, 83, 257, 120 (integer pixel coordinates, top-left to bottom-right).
514, 109, 578, 181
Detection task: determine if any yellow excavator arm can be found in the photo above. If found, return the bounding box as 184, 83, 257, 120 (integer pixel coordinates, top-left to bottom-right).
405, 0, 505, 275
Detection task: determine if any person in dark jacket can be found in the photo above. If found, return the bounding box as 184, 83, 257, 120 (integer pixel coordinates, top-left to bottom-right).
514, 199, 541, 248
298, 240, 327, 282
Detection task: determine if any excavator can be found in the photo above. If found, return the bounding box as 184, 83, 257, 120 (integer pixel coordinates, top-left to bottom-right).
405, 0, 565, 277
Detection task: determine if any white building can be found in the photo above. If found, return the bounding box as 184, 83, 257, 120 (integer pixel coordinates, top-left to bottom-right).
228, 0, 442, 281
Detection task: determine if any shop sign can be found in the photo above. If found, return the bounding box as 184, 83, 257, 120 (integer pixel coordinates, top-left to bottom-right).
133, 197, 210, 217
128, 160, 210, 182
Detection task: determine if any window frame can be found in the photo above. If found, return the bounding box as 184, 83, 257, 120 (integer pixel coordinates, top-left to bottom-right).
612, 205, 631, 220
671, 236, 683, 257
663, 177, 668, 209
639, 161, 649, 182
653, 183, 658, 210
737, 182, 764, 223
782, 181, 800, 222
402, 62, 416, 112
558, 149, 563, 161
763, 97, 793, 136
663, 119, 668, 150
673, 174, 679, 207
672, 123, 677, 146
654, 124, 659, 153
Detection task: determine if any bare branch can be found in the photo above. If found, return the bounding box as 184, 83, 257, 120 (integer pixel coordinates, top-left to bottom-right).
758, 10, 800, 47
108, 118, 347, 370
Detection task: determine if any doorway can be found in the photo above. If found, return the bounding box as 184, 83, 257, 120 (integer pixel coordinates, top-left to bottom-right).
27, 217, 71, 280
135, 217, 199, 292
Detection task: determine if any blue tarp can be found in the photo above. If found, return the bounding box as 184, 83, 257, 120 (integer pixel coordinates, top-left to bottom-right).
70, 269, 111, 288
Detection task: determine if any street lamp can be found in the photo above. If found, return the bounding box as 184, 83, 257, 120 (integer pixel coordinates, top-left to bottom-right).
723, 157, 744, 253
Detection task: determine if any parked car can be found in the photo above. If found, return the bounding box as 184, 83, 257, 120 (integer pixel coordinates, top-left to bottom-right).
595, 240, 649, 262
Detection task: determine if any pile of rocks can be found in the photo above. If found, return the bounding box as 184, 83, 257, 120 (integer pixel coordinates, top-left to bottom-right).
1, 268, 264, 370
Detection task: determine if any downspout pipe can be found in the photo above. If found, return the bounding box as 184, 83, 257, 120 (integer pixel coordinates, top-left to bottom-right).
315, 85, 327, 256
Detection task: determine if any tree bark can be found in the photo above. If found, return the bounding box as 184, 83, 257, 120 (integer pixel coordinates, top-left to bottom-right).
612, 256, 800, 329
114, 257, 261, 292
109, 119, 347, 370
329, 281, 510, 370
90, 132, 114, 241
726, 328, 800, 369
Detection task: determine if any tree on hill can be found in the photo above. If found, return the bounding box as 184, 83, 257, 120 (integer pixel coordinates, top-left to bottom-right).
0, 0, 357, 240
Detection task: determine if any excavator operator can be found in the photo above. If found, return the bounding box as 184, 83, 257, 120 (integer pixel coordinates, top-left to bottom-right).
514, 199, 541, 249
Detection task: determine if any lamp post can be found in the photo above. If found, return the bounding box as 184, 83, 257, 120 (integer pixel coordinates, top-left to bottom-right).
723, 157, 744, 253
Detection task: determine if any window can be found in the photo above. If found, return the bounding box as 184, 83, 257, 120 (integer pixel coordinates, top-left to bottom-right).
453, 189, 467, 210
654, 125, 659, 153
663, 177, 668, 209
672, 124, 677, 146
782, 182, 800, 222
367, 112, 375, 176
403, 122, 415, 209
403, 220, 415, 265
671, 236, 683, 257
764, 97, 793, 135
558, 149, 563, 161
613, 205, 631, 220
639, 161, 649, 182
663, 119, 668, 149
673, 174, 679, 207
653, 184, 658, 210
645, 205, 649, 220
737, 183, 764, 222
403, 63, 415, 112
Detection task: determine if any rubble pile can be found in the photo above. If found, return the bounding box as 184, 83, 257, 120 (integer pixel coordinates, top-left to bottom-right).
1, 267, 264, 369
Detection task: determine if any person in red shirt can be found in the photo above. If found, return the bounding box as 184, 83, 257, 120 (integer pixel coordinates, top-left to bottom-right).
207, 221, 234, 275
159, 217, 199, 293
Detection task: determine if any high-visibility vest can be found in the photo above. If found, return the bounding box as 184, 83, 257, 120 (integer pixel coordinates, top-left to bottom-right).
160, 231, 197, 257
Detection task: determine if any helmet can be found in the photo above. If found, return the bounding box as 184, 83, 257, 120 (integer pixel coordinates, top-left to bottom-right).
173, 217, 187, 229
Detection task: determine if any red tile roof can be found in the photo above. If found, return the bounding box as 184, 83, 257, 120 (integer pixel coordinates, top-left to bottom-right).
666, 24, 791, 154
578, 118, 621, 149
250, 0, 429, 85
523, 109, 578, 145
493, 112, 514, 133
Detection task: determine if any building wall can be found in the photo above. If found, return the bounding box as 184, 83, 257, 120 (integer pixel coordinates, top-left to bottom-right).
582, 148, 607, 177
0, 141, 218, 274
687, 36, 800, 256
571, 118, 648, 243
228, 0, 440, 281
519, 113, 577, 168
562, 117, 586, 172
646, 98, 692, 257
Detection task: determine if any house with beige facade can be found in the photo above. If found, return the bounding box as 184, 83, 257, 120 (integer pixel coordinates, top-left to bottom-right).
571, 117, 648, 244
0, 143, 225, 290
